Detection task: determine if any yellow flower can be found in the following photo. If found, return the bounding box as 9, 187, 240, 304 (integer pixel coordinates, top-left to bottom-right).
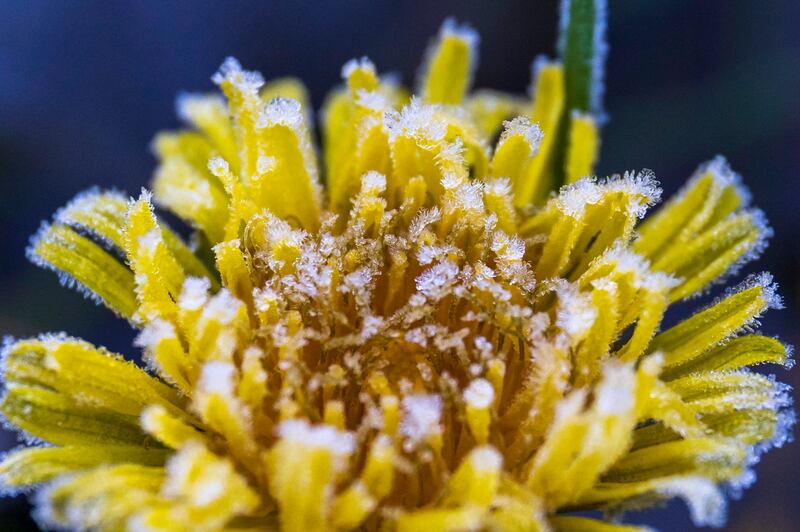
1, 4, 793, 531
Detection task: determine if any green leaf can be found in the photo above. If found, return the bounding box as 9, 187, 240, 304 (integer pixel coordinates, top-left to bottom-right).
558, 0, 608, 115
549, 0, 607, 192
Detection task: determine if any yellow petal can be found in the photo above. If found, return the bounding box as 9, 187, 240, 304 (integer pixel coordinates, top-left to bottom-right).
467, 89, 528, 138
176, 93, 239, 173
39, 464, 165, 530
442, 446, 502, 507
419, 19, 478, 105
492, 117, 542, 191
253, 97, 322, 230
0, 384, 149, 446
0, 445, 168, 489
3, 336, 183, 418
661, 335, 790, 380
152, 154, 229, 244
28, 223, 137, 319
267, 420, 355, 532
648, 273, 780, 371
564, 111, 600, 184
514, 60, 565, 207
141, 404, 204, 450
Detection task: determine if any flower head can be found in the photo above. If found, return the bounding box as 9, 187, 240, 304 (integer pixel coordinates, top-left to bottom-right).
1, 3, 793, 531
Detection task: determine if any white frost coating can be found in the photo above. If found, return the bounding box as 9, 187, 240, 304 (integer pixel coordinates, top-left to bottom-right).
175, 92, 226, 125
415, 260, 460, 298
197, 361, 237, 397
608, 169, 662, 218
554, 281, 597, 339
416, 243, 456, 266
435, 139, 467, 170
343, 267, 374, 294
552, 388, 588, 428
598, 244, 680, 291
440, 172, 463, 192
0, 335, 17, 376
716, 208, 773, 284
278, 419, 355, 455
355, 89, 389, 112
262, 214, 307, 249
202, 288, 244, 325
467, 445, 503, 472
717, 272, 783, 312
30, 477, 68, 527
257, 97, 304, 130
757, 405, 796, 455
455, 179, 485, 214
484, 177, 512, 197
469, 264, 511, 302
207, 156, 230, 178
384, 98, 446, 142
642, 270, 682, 293
698, 155, 752, 207
341, 56, 376, 80
125, 189, 154, 217
592, 0, 609, 118
783, 342, 796, 370
54, 187, 107, 221
178, 276, 211, 311
590, 276, 618, 295
473, 336, 493, 358
360, 171, 386, 194
139, 404, 165, 437
766, 377, 793, 410
745, 208, 773, 254
136, 230, 161, 258
256, 155, 276, 175
359, 314, 384, 341
404, 324, 436, 347
408, 207, 441, 240
491, 232, 526, 262
211, 57, 264, 92
554, 170, 661, 219
160, 443, 236, 508
725, 462, 757, 501
593, 362, 635, 414
555, 178, 604, 218
400, 394, 443, 446
439, 171, 485, 216
464, 378, 495, 409
497, 116, 543, 154
439, 17, 480, 50
656, 476, 727, 528
0, 445, 43, 496
134, 319, 176, 349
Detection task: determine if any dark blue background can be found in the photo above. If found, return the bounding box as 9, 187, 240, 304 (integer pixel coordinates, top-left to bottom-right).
2, 1, 799, 529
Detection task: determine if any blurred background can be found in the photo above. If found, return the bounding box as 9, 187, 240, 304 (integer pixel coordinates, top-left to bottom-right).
1, 1, 798, 529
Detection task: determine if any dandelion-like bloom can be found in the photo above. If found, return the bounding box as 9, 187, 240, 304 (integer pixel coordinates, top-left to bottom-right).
1, 3, 794, 531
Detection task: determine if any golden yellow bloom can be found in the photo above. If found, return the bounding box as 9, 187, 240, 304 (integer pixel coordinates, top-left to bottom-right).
1, 4, 793, 531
